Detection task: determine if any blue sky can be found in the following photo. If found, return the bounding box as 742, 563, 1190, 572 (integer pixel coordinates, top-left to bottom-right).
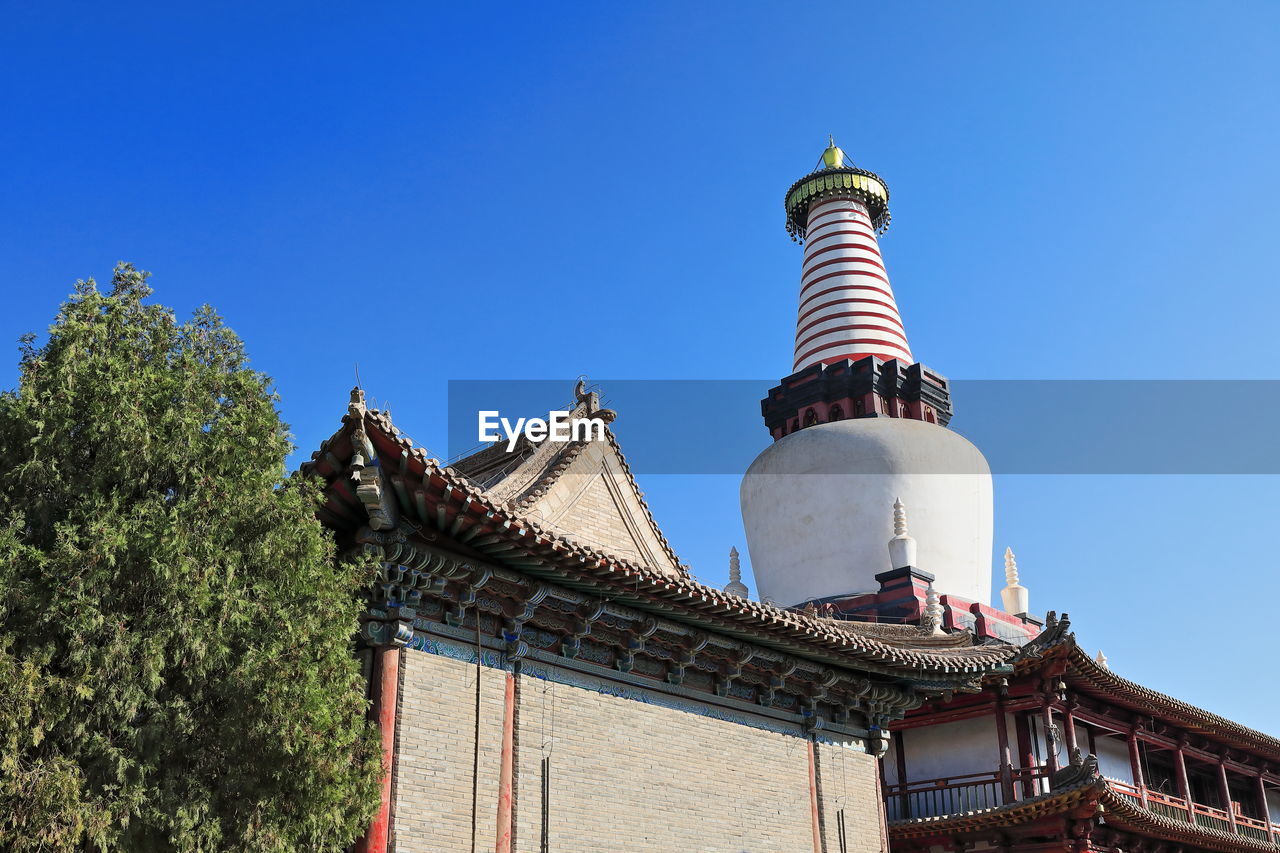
3, 3, 1278, 733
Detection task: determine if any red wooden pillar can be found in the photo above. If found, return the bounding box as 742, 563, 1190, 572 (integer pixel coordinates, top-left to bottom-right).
494, 671, 516, 853
893, 729, 911, 818
873, 755, 891, 853
1015, 712, 1036, 797
806, 739, 823, 853
1255, 775, 1275, 843
359, 645, 401, 853
1061, 699, 1079, 759
1175, 740, 1193, 816
1042, 697, 1059, 775
1218, 760, 1238, 832
1127, 728, 1148, 808
994, 698, 1015, 804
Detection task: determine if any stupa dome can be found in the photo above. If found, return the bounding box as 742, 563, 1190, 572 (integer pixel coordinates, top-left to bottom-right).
740, 416, 993, 607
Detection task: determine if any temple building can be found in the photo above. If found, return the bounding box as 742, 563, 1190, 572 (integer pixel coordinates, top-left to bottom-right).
886, 610, 1280, 853
302, 142, 1280, 852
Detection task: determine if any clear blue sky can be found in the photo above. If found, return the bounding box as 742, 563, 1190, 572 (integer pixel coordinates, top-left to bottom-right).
3, 3, 1278, 733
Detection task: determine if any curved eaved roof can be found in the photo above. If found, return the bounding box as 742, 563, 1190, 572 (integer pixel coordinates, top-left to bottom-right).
1012, 614, 1280, 764
302, 391, 1025, 687
891, 758, 1279, 853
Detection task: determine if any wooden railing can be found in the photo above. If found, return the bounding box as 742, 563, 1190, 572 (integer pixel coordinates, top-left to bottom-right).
1103, 778, 1278, 838
887, 770, 1280, 844
883, 767, 1049, 821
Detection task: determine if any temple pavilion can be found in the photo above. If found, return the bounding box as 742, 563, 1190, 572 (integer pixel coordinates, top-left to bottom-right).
299, 141, 1279, 853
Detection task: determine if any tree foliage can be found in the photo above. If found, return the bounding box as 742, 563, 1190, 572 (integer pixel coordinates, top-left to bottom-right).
0, 264, 380, 851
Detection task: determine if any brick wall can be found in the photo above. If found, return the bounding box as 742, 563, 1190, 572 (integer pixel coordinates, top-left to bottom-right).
527, 441, 682, 577
391, 643, 885, 853
815, 739, 884, 853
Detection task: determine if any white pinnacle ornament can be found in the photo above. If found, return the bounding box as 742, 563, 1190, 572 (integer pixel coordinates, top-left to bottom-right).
920, 584, 945, 636
1000, 547, 1029, 615
887, 497, 918, 570
724, 546, 749, 598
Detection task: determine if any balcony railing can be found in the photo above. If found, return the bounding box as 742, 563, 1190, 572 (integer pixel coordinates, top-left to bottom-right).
886, 768, 1280, 845
1107, 779, 1277, 844
883, 767, 1049, 821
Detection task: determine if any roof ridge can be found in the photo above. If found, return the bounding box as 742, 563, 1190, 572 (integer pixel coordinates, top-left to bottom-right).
304, 398, 1023, 680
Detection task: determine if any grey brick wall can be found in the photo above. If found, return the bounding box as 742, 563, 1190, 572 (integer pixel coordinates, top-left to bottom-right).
392, 647, 884, 853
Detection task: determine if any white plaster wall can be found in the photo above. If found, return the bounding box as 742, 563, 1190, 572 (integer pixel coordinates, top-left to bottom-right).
1028, 716, 1050, 765
1266, 787, 1280, 823
899, 715, 1000, 782
741, 418, 994, 606
1093, 733, 1133, 784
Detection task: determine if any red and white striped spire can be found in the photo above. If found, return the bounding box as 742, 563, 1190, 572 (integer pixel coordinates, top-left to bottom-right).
784, 140, 912, 371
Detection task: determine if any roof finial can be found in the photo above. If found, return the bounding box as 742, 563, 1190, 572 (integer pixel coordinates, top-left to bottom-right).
919, 584, 945, 636
1095, 650, 1109, 669
724, 546, 749, 598
348, 386, 367, 418
821, 136, 846, 169
887, 497, 917, 570
1000, 546, 1029, 616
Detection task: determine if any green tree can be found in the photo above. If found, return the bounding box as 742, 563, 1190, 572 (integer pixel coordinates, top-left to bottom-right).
0, 264, 381, 851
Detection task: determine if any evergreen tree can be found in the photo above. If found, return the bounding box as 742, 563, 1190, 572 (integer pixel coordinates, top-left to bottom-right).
0, 264, 381, 851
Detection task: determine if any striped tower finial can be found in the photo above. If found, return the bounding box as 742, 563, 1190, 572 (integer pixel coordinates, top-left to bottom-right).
785, 140, 912, 371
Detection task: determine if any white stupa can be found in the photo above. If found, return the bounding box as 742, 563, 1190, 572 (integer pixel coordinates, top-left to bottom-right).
740, 140, 994, 608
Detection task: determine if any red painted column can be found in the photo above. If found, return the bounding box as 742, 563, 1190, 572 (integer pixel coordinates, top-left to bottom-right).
494, 672, 516, 853
1127, 728, 1148, 808
1042, 698, 1059, 775
360, 645, 401, 853
893, 729, 911, 818
1218, 760, 1238, 832
1015, 712, 1036, 797
994, 698, 1015, 804
1254, 775, 1274, 843
1175, 741, 1193, 818
1061, 699, 1079, 759
807, 739, 822, 853
873, 752, 891, 853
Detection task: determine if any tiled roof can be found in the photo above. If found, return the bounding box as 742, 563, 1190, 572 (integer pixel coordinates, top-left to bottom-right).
1013, 615, 1280, 763
891, 761, 1279, 853
302, 397, 1026, 685
820, 619, 985, 648
430, 397, 688, 576
888, 763, 1104, 838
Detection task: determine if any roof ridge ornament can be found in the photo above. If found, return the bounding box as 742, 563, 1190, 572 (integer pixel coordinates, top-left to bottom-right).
919, 584, 945, 636
349, 386, 367, 418
724, 546, 749, 598
1000, 546, 1030, 616
573, 376, 617, 423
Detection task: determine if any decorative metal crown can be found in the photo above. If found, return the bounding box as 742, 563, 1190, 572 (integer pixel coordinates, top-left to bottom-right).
784, 139, 891, 240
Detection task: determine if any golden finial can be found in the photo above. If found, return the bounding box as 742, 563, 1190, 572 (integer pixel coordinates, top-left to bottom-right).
821, 135, 846, 169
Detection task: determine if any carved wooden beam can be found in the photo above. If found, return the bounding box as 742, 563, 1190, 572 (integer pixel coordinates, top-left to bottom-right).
666, 631, 708, 686
615, 617, 658, 673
